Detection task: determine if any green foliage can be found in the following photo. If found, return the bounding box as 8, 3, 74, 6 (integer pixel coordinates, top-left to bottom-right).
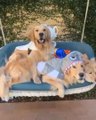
0, 0, 96, 53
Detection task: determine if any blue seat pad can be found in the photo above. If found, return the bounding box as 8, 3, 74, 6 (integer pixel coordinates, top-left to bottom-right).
11, 81, 93, 91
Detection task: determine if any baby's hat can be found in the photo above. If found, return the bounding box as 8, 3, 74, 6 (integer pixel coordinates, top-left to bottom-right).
62, 51, 83, 73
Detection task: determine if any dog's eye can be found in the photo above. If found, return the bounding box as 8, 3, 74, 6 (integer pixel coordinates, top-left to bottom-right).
73, 66, 76, 68
36, 30, 39, 32
81, 65, 83, 67
89, 72, 92, 74
83, 69, 85, 72
43, 29, 46, 31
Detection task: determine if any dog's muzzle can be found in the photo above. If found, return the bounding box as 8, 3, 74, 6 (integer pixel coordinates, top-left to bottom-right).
79, 73, 85, 80
38, 33, 45, 43
38, 39, 45, 44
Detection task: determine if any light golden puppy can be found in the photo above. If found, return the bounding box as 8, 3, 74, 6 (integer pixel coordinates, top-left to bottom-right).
84, 63, 96, 82
8, 24, 54, 84
91, 59, 96, 74
82, 54, 96, 82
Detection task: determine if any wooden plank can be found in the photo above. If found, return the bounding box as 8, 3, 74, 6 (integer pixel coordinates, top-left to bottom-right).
0, 100, 96, 120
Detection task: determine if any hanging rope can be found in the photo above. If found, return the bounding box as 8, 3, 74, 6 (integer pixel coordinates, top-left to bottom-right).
0, 19, 6, 45
80, 0, 90, 43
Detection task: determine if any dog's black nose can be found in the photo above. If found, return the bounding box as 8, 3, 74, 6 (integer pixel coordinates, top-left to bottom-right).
79, 73, 84, 78
39, 33, 44, 37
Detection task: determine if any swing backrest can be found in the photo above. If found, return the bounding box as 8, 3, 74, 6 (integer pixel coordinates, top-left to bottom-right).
56, 41, 95, 59
0, 41, 94, 67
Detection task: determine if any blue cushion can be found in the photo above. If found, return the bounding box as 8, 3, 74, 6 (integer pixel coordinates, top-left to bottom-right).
11, 81, 93, 91
0, 41, 95, 91
0, 41, 28, 66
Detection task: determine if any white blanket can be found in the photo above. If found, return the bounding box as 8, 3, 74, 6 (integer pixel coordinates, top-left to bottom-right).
16, 41, 56, 51
16, 41, 38, 51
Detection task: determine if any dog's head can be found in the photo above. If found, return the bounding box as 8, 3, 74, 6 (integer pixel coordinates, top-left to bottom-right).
26, 25, 51, 44
82, 54, 96, 82
64, 62, 85, 83
91, 60, 96, 73
82, 54, 89, 65
61, 51, 85, 84
84, 63, 96, 82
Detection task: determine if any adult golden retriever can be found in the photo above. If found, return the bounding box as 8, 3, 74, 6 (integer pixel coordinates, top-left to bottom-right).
42, 61, 85, 98
8, 24, 54, 84
0, 24, 56, 100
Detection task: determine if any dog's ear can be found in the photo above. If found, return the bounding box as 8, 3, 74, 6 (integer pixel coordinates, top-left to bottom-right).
82, 54, 89, 65
46, 26, 51, 41
66, 70, 71, 75
82, 54, 88, 60
25, 25, 35, 41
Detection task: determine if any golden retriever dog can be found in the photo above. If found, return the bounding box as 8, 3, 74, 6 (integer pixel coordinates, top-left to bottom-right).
36, 51, 85, 98
9, 24, 57, 62
82, 54, 96, 82
7, 24, 55, 84
0, 50, 53, 101
0, 24, 56, 100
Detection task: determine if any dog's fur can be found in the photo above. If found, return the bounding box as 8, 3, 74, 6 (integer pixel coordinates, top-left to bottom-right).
82, 54, 96, 82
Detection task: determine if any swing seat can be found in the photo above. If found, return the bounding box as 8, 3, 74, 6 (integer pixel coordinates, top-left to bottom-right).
0, 41, 95, 98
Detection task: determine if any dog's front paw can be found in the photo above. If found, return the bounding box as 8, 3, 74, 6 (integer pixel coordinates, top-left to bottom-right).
1, 95, 9, 102
63, 81, 69, 88
58, 89, 65, 98
34, 77, 41, 84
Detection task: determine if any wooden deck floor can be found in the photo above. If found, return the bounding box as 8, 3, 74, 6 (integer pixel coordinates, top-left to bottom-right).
0, 100, 96, 120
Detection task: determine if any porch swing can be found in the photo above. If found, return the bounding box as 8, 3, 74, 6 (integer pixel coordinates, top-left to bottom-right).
0, 0, 95, 100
